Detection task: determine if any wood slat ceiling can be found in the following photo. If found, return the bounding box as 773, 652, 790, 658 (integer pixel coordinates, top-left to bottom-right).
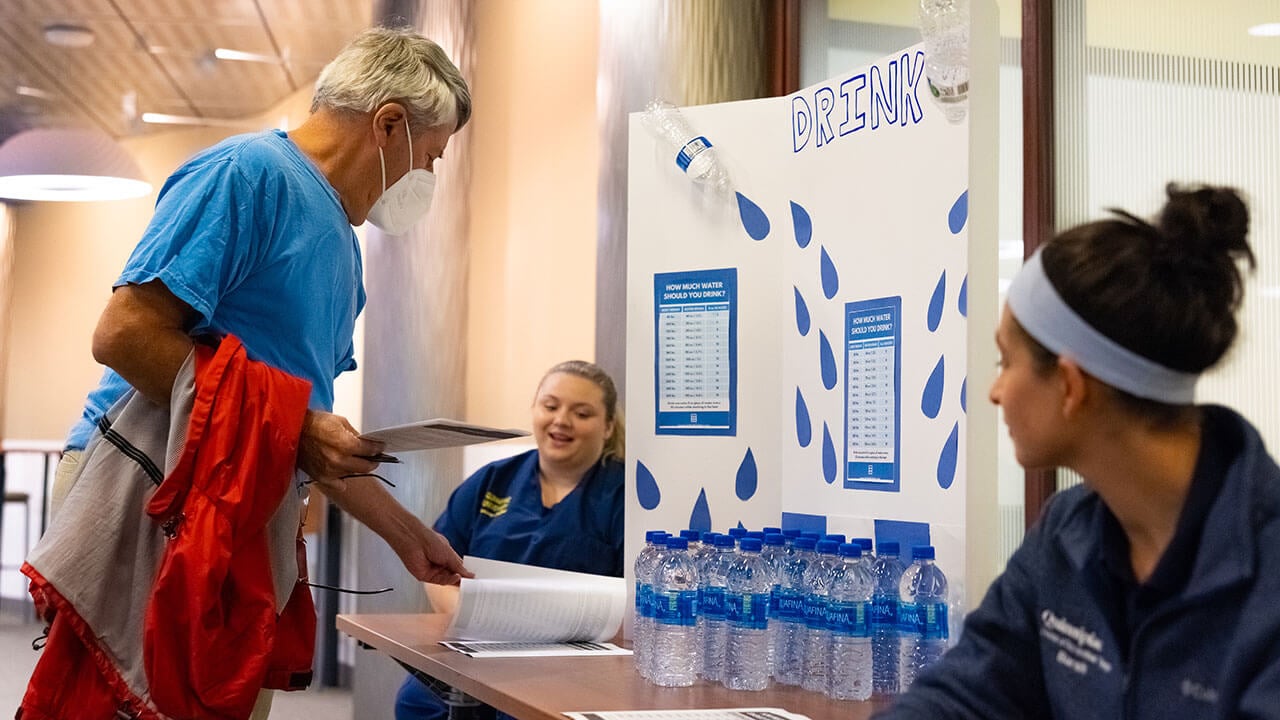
0, 0, 372, 144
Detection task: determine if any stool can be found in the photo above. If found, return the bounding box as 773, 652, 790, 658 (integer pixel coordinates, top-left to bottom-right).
3, 491, 31, 619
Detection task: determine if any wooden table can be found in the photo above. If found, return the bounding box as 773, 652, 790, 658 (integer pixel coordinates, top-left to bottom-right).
337, 614, 889, 720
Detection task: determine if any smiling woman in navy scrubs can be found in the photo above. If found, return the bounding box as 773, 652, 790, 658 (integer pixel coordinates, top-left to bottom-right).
396, 360, 625, 719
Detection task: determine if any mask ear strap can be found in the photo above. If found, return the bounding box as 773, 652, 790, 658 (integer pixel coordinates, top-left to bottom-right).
377, 147, 387, 193
404, 117, 414, 172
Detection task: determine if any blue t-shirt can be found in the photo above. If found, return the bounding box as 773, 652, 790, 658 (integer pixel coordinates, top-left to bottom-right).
434, 450, 624, 577
66, 130, 364, 449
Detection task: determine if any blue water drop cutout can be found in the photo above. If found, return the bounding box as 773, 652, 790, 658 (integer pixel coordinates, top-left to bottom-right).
949, 190, 969, 234
922, 356, 945, 419
927, 271, 946, 332
795, 387, 812, 447
737, 192, 771, 241
822, 423, 837, 484
958, 274, 968, 317
819, 331, 838, 390
794, 287, 811, 336
791, 201, 812, 248
636, 460, 661, 510
937, 423, 959, 489
736, 448, 758, 501
689, 489, 712, 532
820, 246, 840, 299
960, 377, 967, 413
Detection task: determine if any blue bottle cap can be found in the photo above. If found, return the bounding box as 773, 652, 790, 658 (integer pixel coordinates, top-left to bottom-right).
645, 530, 669, 543
794, 537, 818, 551
763, 533, 786, 546
823, 533, 847, 544
816, 539, 840, 555
838, 543, 862, 558
878, 541, 900, 556
701, 531, 719, 544
727, 527, 748, 538
799, 531, 822, 541
739, 538, 763, 552
781, 528, 803, 539
763, 526, 782, 535
854, 538, 874, 552
680, 529, 702, 541
666, 537, 689, 550
911, 545, 936, 560
714, 534, 736, 548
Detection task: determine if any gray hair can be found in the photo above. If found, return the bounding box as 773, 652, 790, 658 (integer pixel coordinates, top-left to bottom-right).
311, 26, 471, 132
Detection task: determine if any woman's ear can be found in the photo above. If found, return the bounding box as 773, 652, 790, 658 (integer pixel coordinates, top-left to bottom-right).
1056, 357, 1090, 418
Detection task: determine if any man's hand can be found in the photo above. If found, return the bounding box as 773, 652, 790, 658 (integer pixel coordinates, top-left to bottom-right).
296, 409, 387, 481
388, 516, 473, 586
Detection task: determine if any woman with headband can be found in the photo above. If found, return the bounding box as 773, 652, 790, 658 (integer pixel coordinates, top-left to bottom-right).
876, 185, 1280, 719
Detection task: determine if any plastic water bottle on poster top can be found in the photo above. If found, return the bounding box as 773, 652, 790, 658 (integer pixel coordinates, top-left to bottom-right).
773, 535, 815, 685
697, 534, 736, 682
633, 531, 668, 679
723, 537, 772, 691
825, 543, 874, 701
918, 0, 971, 124
639, 99, 734, 197
650, 536, 700, 687
870, 541, 908, 696
898, 545, 950, 690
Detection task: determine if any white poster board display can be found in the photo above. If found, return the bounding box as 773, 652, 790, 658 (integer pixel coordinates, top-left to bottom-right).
626, 41, 996, 617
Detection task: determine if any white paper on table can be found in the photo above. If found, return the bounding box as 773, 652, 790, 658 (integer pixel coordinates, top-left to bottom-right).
359, 418, 528, 453
439, 639, 630, 658
443, 557, 626, 643
563, 709, 812, 720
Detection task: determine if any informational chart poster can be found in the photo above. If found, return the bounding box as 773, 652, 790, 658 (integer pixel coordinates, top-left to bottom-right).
654, 268, 738, 436
625, 24, 998, 621
844, 297, 901, 491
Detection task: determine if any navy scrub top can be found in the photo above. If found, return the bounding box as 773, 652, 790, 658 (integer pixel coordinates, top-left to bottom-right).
434, 449, 624, 577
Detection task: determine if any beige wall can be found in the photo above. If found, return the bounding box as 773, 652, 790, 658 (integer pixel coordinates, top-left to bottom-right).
1, 91, 313, 441
465, 0, 601, 430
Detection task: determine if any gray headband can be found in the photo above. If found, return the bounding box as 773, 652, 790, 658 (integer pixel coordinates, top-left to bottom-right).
1006, 250, 1198, 404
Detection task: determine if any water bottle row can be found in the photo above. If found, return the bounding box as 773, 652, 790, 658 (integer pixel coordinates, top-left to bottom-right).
632, 527, 950, 701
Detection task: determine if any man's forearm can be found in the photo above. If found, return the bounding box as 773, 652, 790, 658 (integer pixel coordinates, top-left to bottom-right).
92, 281, 196, 405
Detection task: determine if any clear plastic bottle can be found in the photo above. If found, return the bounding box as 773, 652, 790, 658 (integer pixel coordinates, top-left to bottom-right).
723, 537, 771, 691
871, 541, 907, 696
918, 0, 971, 124
898, 545, 950, 690
773, 536, 815, 685
651, 536, 699, 686
825, 543, 874, 700
760, 533, 788, 677
697, 534, 736, 682
800, 539, 841, 692
639, 99, 733, 196
633, 531, 668, 679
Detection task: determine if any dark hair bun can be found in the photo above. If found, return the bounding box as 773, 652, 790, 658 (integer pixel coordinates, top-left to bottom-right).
1156, 183, 1254, 271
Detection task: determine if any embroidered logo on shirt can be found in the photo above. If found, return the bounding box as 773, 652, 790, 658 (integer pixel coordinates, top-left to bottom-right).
1181, 678, 1219, 704
480, 492, 511, 518
1039, 609, 1112, 676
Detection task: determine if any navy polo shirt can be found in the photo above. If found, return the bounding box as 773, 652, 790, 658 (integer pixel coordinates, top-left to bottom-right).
434, 449, 624, 577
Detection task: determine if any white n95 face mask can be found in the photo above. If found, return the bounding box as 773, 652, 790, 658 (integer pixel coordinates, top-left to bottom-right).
366, 118, 436, 235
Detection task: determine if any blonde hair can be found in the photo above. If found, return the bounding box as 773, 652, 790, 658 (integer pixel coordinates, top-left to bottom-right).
311, 26, 471, 132
539, 360, 625, 463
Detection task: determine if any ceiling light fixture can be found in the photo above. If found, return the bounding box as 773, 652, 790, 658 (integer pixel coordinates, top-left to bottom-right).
213, 48, 283, 64
141, 113, 258, 129
1247, 22, 1280, 37
42, 23, 96, 48
0, 127, 151, 202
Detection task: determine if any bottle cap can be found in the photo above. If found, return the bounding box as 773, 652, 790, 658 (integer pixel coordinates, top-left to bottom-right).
714, 534, 736, 548
878, 541, 900, 556
854, 538, 874, 552
799, 531, 822, 541
763, 526, 782, 535
781, 528, 803, 539
912, 545, 936, 560
645, 530, 669, 543
794, 537, 818, 551
665, 537, 689, 550
823, 533, 847, 544
816, 539, 840, 555
739, 538, 763, 552
763, 533, 786, 546
727, 527, 748, 538
679, 529, 701, 541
